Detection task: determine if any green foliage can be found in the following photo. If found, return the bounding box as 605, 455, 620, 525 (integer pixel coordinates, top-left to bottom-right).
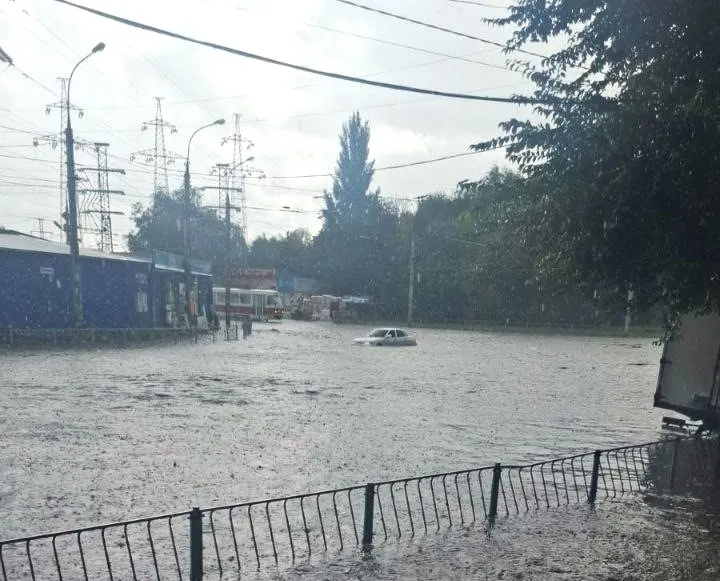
324, 111, 376, 223
127, 189, 246, 273
247, 229, 316, 278
127, 114, 660, 327
476, 0, 720, 320
314, 112, 405, 311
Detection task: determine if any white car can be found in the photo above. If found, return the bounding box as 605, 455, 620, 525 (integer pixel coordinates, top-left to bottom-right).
352, 327, 417, 346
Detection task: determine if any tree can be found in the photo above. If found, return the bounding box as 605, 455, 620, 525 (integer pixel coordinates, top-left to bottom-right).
247, 229, 315, 277
477, 0, 720, 325
127, 189, 246, 273
324, 111, 376, 223
316, 112, 402, 301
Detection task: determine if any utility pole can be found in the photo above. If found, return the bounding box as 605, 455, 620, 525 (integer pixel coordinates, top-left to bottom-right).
31, 218, 48, 240
212, 162, 233, 330
131, 97, 181, 195
221, 114, 264, 247
202, 172, 244, 332
183, 119, 225, 326
407, 230, 416, 327
624, 286, 635, 334
407, 195, 429, 327
78, 142, 125, 252
65, 42, 105, 327
225, 186, 231, 329
33, 77, 84, 232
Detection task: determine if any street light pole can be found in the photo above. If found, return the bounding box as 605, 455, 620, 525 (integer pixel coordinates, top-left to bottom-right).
183, 119, 225, 325
66, 41, 105, 328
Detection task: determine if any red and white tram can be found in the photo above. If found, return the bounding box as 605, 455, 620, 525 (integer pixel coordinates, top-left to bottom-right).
212, 288, 284, 321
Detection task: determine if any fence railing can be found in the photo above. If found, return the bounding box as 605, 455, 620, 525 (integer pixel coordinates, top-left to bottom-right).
1, 434, 716, 581
0, 326, 217, 348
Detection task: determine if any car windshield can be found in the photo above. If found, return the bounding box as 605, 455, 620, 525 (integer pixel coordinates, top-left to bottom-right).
369, 329, 388, 337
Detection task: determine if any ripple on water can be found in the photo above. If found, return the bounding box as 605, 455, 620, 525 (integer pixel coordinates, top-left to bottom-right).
0, 321, 665, 543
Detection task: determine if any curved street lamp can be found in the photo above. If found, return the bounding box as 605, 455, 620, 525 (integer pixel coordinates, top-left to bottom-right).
65, 42, 105, 328
182, 119, 225, 325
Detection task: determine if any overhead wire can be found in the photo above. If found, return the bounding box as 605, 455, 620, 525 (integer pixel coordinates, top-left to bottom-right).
52, 0, 570, 105
447, 0, 508, 8
5, 63, 56, 96
330, 0, 546, 60
70, 49, 518, 113
265, 146, 504, 179
19, 6, 147, 109
0, 142, 505, 181
234, 6, 512, 73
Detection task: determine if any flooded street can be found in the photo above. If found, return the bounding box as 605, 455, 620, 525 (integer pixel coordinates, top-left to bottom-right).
1, 321, 666, 541
4, 322, 719, 580
278, 496, 720, 581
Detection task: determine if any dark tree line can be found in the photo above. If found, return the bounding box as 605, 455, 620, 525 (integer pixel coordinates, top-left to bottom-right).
472, 0, 720, 331
128, 104, 667, 328
128, 0, 718, 329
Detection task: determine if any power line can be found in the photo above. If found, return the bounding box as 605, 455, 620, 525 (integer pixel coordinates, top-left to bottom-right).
248, 9, 512, 73
63, 51, 510, 113
142, 55, 222, 122
448, 0, 508, 8
52, 0, 558, 105
131, 97, 182, 195
20, 6, 147, 109
6, 64, 56, 96
266, 147, 503, 179
331, 0, 546, 60
0, 141, 506, 190
0, 124, 37, 135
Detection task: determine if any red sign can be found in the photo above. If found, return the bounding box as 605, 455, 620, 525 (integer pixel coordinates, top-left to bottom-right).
226, 268, 276, 290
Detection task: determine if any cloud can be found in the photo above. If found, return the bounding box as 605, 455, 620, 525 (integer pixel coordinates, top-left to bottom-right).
0, 0, 530, 246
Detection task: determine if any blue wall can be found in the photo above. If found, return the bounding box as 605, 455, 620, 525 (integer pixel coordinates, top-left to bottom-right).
0, 250, 72, 328
82, 257, 154, 328
0, 249, 214, 329
0, 250, 155, 329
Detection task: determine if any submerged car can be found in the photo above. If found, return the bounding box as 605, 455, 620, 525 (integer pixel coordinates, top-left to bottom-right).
352, 327, 417, 346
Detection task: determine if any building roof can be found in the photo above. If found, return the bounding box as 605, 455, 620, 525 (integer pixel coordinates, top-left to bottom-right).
0, 230, 149, 264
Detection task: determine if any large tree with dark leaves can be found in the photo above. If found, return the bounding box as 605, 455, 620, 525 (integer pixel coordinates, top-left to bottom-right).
247, 229, 315, 277
316, 112, 403, 303
127, 189, 246, 273
478, 0, 720, 325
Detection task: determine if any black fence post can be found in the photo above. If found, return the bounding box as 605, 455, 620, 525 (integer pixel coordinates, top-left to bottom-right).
362, 483, 375, 552
488, 463, 501, 525
189, 507, 203, 581
669, 437, 681, 490
588, 450, 602, 504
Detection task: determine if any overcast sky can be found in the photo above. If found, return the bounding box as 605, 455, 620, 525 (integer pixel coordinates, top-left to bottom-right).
1, 0, 540, 250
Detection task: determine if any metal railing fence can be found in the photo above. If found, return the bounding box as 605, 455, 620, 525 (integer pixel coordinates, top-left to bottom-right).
1, 434, 716, 580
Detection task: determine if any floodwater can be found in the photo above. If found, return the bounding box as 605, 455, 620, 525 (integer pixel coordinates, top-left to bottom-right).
280, 496, 720, 581
3, 320, 710, 579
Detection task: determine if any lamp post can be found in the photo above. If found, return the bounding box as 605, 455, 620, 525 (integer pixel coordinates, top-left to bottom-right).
183, 119, 225, 325
66, 42, 105, 328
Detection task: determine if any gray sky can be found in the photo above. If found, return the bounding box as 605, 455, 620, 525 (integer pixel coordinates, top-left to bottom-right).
1, 0, 538, 249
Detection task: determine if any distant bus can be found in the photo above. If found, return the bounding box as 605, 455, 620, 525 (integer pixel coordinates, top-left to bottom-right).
212, 288, 284, 321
